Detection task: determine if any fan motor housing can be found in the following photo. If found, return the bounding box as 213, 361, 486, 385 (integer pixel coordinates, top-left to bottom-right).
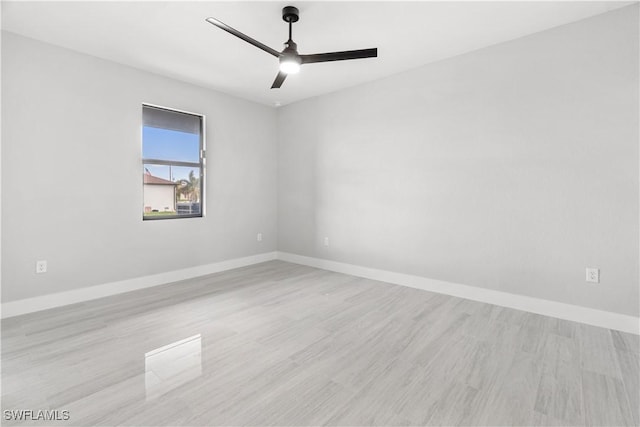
282, 6, 299, 23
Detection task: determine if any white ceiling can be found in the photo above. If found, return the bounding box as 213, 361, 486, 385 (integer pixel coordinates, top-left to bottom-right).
2, 1, 633, 107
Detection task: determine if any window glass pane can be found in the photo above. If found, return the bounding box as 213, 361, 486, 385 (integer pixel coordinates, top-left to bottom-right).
143, 164, 201, 218
142, 126, 200, 163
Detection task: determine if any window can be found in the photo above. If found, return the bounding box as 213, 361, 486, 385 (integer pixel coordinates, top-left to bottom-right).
142, 105, 205, 220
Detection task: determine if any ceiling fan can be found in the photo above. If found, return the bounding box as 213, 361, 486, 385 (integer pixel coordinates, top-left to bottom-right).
206, 6, 378, 89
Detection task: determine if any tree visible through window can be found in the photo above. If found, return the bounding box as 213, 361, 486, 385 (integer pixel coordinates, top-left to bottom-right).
142, 105, 204, 220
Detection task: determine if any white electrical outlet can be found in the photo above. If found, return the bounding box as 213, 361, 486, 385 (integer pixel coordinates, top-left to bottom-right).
257, 233, 263, 242
586, 268, 600, 283
324, 237, 329, 247
36, 260, 47, 274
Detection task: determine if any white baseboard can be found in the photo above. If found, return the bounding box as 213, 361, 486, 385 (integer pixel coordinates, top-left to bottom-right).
3, 250, 637, 335
1, 252, 278, 319
277, 252, 640, 335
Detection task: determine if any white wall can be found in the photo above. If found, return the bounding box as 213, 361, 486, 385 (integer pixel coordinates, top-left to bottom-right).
2, 32, 278, 302
277, 6, 639, 317
3, 6, 638, 319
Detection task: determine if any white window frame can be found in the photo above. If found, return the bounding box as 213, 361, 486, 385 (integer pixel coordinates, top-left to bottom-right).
142, 103, 206, 220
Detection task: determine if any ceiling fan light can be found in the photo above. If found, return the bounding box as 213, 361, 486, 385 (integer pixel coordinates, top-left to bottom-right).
279, 55, 301, 74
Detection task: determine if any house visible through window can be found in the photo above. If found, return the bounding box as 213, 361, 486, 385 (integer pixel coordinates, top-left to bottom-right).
142, 105, 204, 220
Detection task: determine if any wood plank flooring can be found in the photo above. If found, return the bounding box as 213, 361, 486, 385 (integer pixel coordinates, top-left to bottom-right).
2, 260, 638, 426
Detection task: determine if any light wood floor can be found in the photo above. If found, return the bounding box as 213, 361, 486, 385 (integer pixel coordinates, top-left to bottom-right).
2, 261, 638, 426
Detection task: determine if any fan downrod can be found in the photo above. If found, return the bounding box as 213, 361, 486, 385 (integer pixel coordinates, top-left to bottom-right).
282, 6, 299, 23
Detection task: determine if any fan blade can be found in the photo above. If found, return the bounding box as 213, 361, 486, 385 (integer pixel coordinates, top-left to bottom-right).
300, 48, 377, 64
205, 17, 281, 58
271, 71, 287, 89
